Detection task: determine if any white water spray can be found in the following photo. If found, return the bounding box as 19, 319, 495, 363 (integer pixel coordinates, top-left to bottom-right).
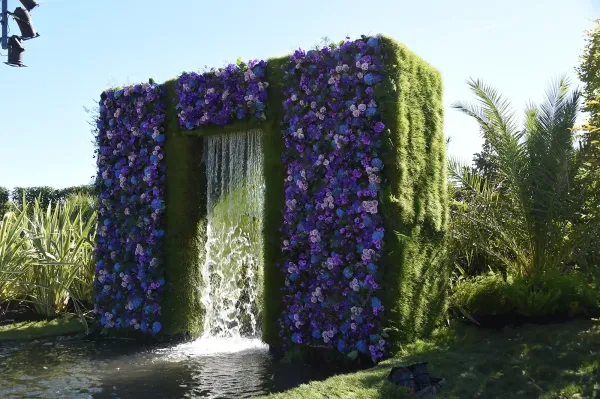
200, 130, 265, 339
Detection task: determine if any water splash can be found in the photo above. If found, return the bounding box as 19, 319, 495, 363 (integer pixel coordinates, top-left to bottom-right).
201, 130, 265, 339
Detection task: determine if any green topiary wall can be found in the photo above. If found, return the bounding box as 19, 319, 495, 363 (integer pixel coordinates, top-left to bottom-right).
157, 36, 447, 348
378, 37, 448, 345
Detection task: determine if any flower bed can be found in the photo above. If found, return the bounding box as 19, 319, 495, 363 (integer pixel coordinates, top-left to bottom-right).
175, 60, 268, 129
279, 36, 388, 361
94, 82, 167, 335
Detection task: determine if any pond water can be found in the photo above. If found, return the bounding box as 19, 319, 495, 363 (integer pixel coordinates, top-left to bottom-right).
0, 336, 341, 399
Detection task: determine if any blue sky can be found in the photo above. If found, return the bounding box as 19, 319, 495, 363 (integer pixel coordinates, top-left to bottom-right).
0, 0, 597, 190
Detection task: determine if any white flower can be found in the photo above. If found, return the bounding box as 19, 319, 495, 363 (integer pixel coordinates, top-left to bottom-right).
358, 104, 367, 112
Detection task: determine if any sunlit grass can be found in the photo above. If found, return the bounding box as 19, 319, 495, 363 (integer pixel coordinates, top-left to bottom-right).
260, 320, 600, 399
0, 318, 86, 342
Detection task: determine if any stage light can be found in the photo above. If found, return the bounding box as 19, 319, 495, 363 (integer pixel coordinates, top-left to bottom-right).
12, 6, 38, 40
19, 0, 38, 12
6, 35, 26, 67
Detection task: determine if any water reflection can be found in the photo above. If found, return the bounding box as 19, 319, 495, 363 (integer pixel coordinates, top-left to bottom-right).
0, 337, 342, 399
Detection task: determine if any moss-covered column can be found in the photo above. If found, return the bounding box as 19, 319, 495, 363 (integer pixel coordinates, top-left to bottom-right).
379, 37, 448, 345
160, 81, 205, 337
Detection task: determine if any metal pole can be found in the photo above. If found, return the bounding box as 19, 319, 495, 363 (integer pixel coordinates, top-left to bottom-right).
1, 0, 7, 50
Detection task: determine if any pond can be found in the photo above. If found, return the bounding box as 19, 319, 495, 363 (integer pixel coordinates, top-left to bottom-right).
0, 336, 342, 399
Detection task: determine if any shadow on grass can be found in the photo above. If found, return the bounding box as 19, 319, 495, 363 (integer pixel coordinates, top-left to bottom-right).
262, 320, 600, 399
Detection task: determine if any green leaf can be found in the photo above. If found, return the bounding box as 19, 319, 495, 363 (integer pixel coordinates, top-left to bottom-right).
347, 350, 359, 361
236, 56, 243, 66
381, 332, 390, 339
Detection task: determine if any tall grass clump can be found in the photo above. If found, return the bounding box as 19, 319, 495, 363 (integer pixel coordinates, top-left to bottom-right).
0, 195, 97, 326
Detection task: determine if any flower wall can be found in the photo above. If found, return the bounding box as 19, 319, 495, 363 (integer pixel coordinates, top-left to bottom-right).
176, 60, 268, 129
279, 37, 388, 361
94, 83, 167, 335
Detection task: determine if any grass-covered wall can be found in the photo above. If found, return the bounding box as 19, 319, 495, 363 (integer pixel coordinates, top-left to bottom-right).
94, 35, 447, 356
378, 37, 448, 345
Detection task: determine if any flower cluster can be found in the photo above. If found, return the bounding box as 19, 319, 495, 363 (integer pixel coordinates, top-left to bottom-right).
175, 60, 269, 129
94, 82, 167, 335
279, 36, 388, 361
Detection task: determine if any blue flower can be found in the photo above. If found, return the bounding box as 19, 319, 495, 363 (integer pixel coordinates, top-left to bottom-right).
337, 339, 347, 353
369, 334, 380, 343
372, 230, 384, 241
340, 322, 350, 334
343, 267, 353, 279
252, 66, 264, 77
364, 73, 375, 86
151, 199, 162, 210
133, 297, 143, 309
367, 263, 378, 274
366, 107, 377, 117
336, 209, 344, 218
292, 332, 302, 344
357, 340, 368, 354
152, 321, 162, 334
312, 329, 321, 338
338, 124, 348, 134
371, 297, 382, 310
114, 263, 121, 272
155, 134, 165, 143
140, 323, 148, 333
371, 158, 383, 169
367, 37, 379, 48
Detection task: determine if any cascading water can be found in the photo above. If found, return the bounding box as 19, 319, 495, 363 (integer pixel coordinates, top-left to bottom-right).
200, 129, 265, 340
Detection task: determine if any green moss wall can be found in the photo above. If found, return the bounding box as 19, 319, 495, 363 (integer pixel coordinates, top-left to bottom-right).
378, 37, 448, 345
158, 37, 447, 347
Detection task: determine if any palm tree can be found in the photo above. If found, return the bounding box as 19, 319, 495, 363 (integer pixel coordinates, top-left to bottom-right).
449, 77, 584, 277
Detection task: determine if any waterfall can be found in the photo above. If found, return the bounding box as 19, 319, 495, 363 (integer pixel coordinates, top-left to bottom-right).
201, 130, 264, 339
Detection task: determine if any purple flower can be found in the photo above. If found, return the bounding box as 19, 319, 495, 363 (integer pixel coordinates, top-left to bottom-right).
175, 60, 269, 129
278, 36, 387, 360
94, 82, 166, 335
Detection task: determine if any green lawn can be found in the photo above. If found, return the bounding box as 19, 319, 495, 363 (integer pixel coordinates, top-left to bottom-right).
261, 320, 600, 399
0, 318, 86, 342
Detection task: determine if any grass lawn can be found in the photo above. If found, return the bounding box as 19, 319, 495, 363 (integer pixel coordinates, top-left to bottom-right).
261, 319, 600, 399
0, 318, 87, 342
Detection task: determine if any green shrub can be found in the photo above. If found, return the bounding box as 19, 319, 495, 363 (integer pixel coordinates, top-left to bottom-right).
451, 272, 512, 317
508, 271, 599, 317
451, 271, 600, 320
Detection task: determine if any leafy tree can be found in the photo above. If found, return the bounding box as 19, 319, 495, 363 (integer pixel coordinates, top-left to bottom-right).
449, 77, 585, 277
574, 19, 600, 275
0, 186, 9, 216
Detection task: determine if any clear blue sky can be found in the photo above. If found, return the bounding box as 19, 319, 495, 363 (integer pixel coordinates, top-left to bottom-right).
0, 0, 597, 190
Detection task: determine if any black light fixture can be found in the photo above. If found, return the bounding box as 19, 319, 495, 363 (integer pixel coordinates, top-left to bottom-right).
11, 7, 38, 40
19, 0, 39, 12
6, 35, 26, 67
